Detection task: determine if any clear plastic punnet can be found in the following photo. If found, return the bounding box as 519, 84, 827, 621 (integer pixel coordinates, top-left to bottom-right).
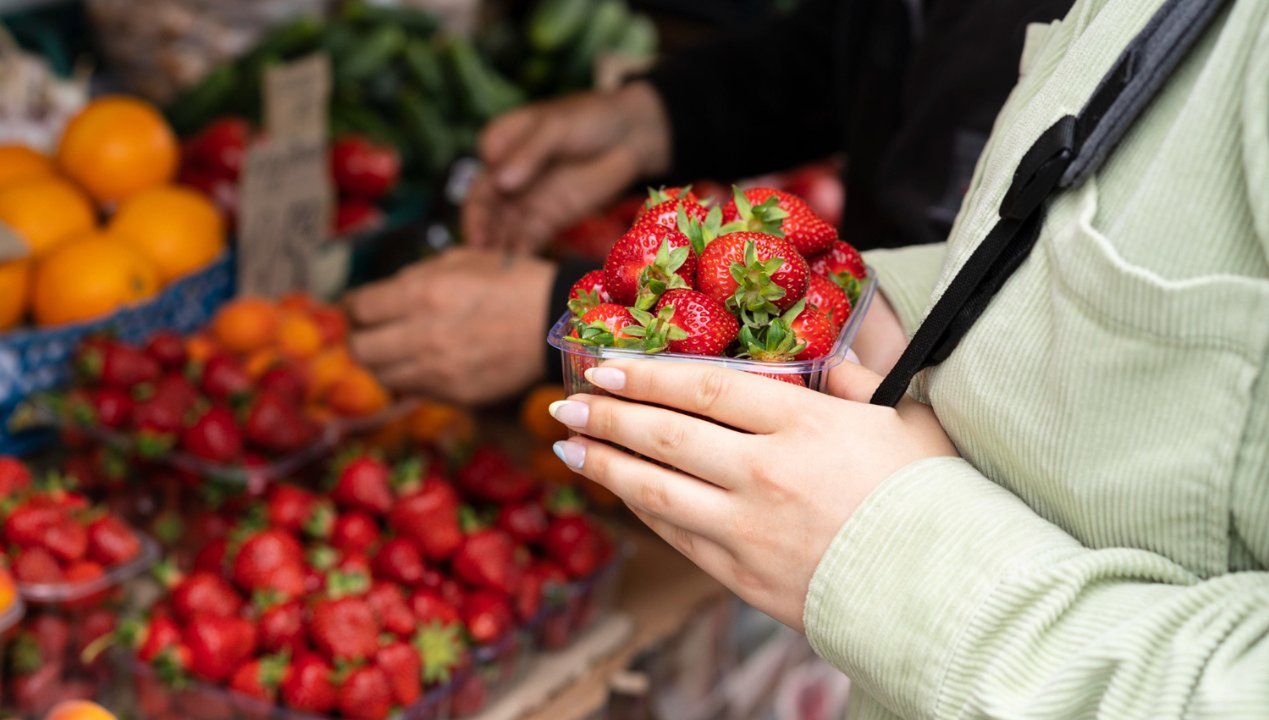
17, 534, 160, 606
548, 273, 876, 395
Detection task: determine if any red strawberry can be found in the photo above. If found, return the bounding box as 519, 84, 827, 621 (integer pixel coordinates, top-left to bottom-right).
736, 298, 832, 361
332, 454, 393, 515
232, 528, 304, 594
181, 405, 243, 463
184, 615, 257, 682
311, 595, 380, 662
367, 582, 417, 638
808, 239, 867, 301
337, 665, 394, 720
0, 455, 31, 495
389, 480, 462, 560
86, 387, 133, 429
514, 568, 545, 623
335, 200, 384, 235
373, 538, 427, 587
267, 484, 333, 538
566, 269, 612, 317
653, 289, 739, 356
567, 303, 641, 349
192, 538, 228, 575
281, 654, 338, 713
43, 514, 88, 562
242, 391, 320, 453
462, 590, 514, 645
144, 331, 187, 369
788, 304, 836, 359
495, 501, 549, 544
603, 222, 696, 308
723, 187, 837, 256
544, 514, 612, 579
376, 641, 423, 705
136, 615, 185, 664
199, 354, 251, 401
230, 655, 288, 702
408, 589, 462, 626
330, 135, 400, 200
258, 600, 306, 653
455, 447, 539, 505
697, 232, 809, 322
187, 116, 251, 179
132, 376, 197, 455
635, 186, 708, 231
76, 339, 160, 387
172, 571, 243, 622
13, 546, 62, 583
805, 274, 851, 332
330, 511, 380, 555
86, 514, 141, 565
453, 529, 522, 594
3, 500, 62, 547
258, 362, 308, 406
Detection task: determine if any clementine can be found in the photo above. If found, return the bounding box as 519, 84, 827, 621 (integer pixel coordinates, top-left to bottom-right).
0, 145, 55, 188
210, 297, 277, 354
520, 384, 569, 443
0, 177, 96, 257
326, 366, 390, 417
185, 332, 220, 364
108, 185, 225, 283
406, 400, 475, 447
0, 260, 30, 330
276, 311, 323, 359
0, 564, 15, 611
44, 700, 117, 720
31, 232, 160, 326
57, 96, 178, 205
306, 347, 353, 400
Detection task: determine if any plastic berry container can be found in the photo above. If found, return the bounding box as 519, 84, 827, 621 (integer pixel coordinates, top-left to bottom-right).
531, 545, 628, 652
447, 629, 535, 718
548, 273, 876, 395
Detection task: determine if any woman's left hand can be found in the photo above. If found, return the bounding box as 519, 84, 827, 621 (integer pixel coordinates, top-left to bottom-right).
549, 359, 958, 631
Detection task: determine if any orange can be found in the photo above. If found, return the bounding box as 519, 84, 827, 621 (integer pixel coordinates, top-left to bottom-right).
529, 445, 576, 487
306, 347, 353, 400
276, 311, 323, 359
185, 332, 219, 364
210, 297, 277, 354
56, 96, 178, 205
108, 185, 225, 283
278, 291, 316, 313
31, 232, 159, 326
0, 145, 55, 188
0, 177, 96, 257
0, 564, 15, 611
45, 700, 117, 720
244, 347, 281, 379
520, 384, 569, 443
0, 260, 30, 330
406, 400, 475, 447
326, 366, 390, 417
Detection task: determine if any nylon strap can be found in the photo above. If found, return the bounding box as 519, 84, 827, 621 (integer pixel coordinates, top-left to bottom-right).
871, 0, 1230, 407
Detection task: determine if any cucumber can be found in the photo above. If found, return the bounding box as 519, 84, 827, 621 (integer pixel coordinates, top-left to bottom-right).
337, 26, 408, 84
561, 0, 629, 86
342, 0, 439, 36
252, 16, 325, 62
404, 40, 447, 96
401, 90, 456, 177
528, 0, 592, 53
443, 36, 524, 122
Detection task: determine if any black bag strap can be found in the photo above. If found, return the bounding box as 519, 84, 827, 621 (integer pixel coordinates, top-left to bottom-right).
871, 0, 1230, 407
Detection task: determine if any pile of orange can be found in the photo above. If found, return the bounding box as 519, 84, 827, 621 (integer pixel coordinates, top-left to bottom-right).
520, 384, 619, 508
0, 96, 227, 331
194, 293, 393, 420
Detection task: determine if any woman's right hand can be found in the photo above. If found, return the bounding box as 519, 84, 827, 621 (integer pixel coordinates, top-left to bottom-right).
462, 81, 672, 253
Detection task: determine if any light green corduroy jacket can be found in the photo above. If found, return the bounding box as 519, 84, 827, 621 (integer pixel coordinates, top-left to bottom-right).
803, 0, 1269, 718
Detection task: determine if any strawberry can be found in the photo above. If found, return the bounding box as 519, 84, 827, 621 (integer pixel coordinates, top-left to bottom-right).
192, 537, 228, 575
86, 514, 141, 565
723, 187, 837, 256
266, 484, 333, 538
3, 500, 62, 547
136, 615, 185, 664
389, 480, 462, 560
495, 501, 549, 544
453, 529, 522, 594
788, 304, 836, 359
456, 447, 539, 505
330, 512, 380, 555
258, 600, 306, 653
85, 387, 133, 429
13, 547, 62, 583
43, 514, 88, 562
408, 589, 462, 626
281, 654, 338, 713
258, 362, 309, 406
311, 594, 380, 662
242, 391, 320, 453
337, 665, 394, 720
76, 338, 160, 387
198, 354, 251, 401
737, 299, 833, 361
566, 269, 612, 318
171, 571, 243, 622
376, 641, 423, 705
332, 454, 393, 515
462, 590, 514, 645
132, 376, 197, 455
232, 528, 304, 595
697, 232, 809, 323
373, 537, 427, 587
808, 239, 867, 301
187, 116, 252, 179
412, 622, 465, 686
0, 455, 31, 495
636, 186, 708, 231
230, 655, 288, 702
544, 513, 612, 579
805, 274, 851, 332
367, 581, 417, 638
566, 303, 641, 348
183, 615, 257, 682
514, 568, 545, 623
181, 405, 243, 463
143, 331, 187, 370
603, 222, 696, 308
652, 289, 739, 356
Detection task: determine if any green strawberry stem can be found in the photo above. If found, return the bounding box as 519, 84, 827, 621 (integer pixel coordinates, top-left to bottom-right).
633, 239, 691, 310
728, 240, 789, 327
737, 299, 809, 361
730, 186, 788, 237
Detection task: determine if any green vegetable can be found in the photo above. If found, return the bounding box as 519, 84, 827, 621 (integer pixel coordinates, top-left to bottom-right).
401, 90, 455, 176
612, 16, 658, 58
562, 0, 629, 86
167, 64, 238, 134
337, 25, 408, 84
528, 0, 592, 52
443, 36, 524, 121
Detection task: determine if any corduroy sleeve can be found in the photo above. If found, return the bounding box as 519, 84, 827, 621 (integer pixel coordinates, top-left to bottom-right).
862, 242, 947, 335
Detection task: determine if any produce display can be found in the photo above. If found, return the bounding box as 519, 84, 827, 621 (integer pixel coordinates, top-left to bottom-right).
550, 186, 871, 389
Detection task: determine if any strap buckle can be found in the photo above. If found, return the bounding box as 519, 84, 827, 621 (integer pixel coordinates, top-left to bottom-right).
999, 115, 1077, 220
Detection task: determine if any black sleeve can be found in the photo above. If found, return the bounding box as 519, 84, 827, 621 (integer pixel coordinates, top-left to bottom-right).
543, 257, 601, 383
643, 0, 844, 181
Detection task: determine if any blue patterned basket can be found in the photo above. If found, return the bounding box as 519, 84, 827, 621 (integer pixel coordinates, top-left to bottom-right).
0, 252, 235, 454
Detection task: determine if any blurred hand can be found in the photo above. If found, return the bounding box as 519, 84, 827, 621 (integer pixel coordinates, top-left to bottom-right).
463, 81, 672, 253
345, 247, 555, 405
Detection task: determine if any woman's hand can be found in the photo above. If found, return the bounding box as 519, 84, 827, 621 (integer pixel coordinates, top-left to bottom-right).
548, 359, 957, 631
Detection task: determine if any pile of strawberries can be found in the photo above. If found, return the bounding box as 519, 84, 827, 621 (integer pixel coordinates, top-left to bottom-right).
55, 294, 391, 469
0, 456, 144, 588
565, 186, 868, 385
123, 444, 614, 720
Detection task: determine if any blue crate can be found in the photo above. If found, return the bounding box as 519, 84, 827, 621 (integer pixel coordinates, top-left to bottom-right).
0, 252, 235, 454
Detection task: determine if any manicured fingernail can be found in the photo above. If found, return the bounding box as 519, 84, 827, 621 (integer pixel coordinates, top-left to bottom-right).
548, 400, 589, 427
585, 367, 625, 390
552, 441, 586, 470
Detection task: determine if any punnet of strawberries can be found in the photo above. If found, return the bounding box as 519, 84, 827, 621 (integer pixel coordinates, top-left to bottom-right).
562, 186, 868, 386
110, 443, 616, 720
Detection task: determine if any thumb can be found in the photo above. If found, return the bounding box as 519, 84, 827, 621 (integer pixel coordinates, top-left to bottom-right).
826, 352, 884, 403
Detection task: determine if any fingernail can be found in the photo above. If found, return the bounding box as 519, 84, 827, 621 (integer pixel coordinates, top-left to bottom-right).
585, 367, 625, 391
552, 440, 586, 470
548, 400, 589, 427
